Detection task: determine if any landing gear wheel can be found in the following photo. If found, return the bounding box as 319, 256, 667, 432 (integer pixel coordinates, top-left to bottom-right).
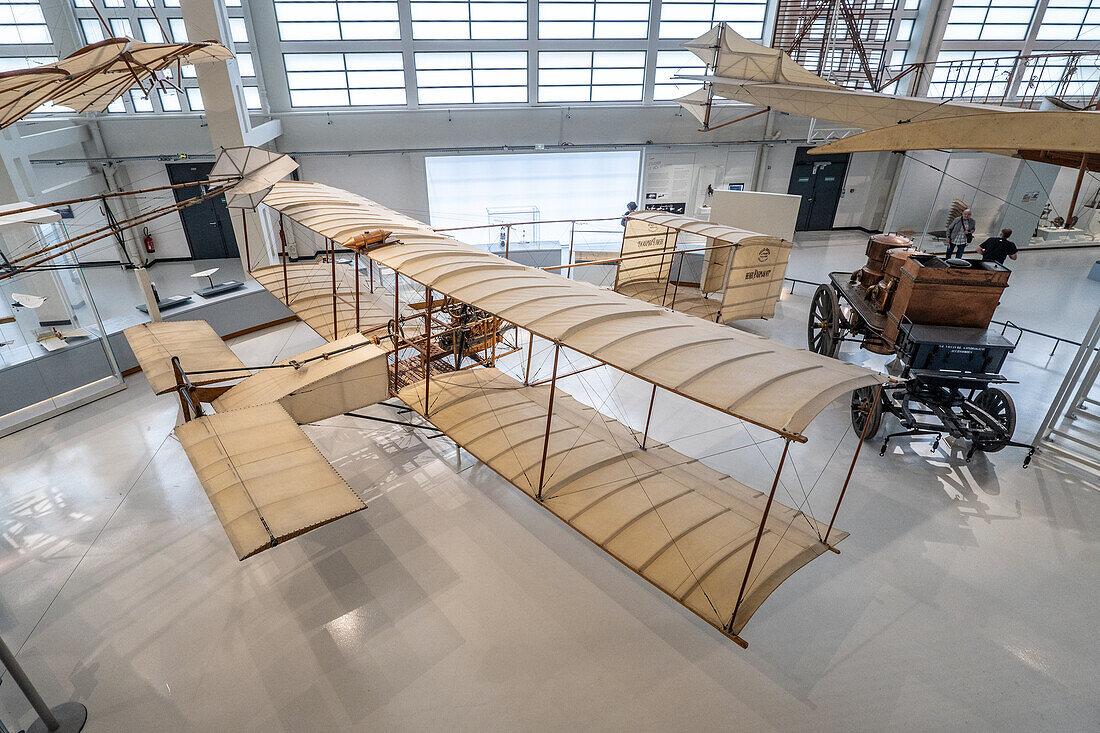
808, 284, 841, 357
972, 387, 1016, 453
851, 386, 883, 440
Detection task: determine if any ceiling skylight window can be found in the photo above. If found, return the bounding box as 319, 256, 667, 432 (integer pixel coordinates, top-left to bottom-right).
168, 17, 187, 42
1036, 0, 1100, 39
415, 51, 527, 104
130, 89, 153, 112
159, 88, 181, 110
285, 52, 406, 106
538, 0, 649, 39
654, 50, 706, 100
109, 17, 132, 37
1018, 57, 1100, 96
274, 0, 401, 41
538, 50, 644, 102
411, 0, 527, 39
929, 51, 1016, 98
0, 0, 52, 44
80, 18, 106, 43
0, 55, 53, 70
943, 0, 1038, 40
139, 17, 165, 42
228, 17, 248, 42
658, 0, 767, 40
237, 52, 255, 77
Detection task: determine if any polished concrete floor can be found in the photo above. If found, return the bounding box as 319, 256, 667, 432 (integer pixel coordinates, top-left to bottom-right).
1, 233, 1098, 732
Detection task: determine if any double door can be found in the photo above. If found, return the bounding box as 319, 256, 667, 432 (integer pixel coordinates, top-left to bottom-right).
167, 161, 238, 260
787, 148, 850, 231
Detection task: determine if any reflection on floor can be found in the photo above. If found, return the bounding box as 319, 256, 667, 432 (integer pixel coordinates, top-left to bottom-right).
0, 234, 1098, 732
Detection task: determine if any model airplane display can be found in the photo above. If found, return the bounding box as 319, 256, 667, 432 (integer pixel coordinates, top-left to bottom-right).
190, 268, 245, 298
11, 293, 46, 309
116, 162, 889, 646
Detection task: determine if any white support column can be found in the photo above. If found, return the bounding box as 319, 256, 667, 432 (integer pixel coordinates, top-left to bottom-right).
181, 0, 281, 271
908, 0, 952, 96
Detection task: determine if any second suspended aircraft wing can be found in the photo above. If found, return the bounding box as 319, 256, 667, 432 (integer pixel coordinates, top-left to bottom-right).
677, 26, 1021, 137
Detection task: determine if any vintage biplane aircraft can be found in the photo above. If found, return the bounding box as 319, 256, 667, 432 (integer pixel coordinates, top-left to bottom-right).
675, 24, 1100, 173
0, 37, 233, 129
675, 25, 1015, 135
113, 162, 890, 646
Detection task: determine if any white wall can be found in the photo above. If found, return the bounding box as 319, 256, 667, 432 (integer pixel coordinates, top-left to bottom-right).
834, 151, 898, 230
642, 146, 757, 219
1048, 164, 1100, 224
50, 162, 194, 263
999, 160, 1059, 242
122, 163, 193, 261
884, 151, 1057, 242
295, 153, 431, 223
13, 105, 890, 267
30, 146, 120, 264
758, 143, 798, 194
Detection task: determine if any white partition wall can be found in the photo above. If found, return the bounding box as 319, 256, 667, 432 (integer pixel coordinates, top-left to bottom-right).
424, 150, 641, 249
710, 190, 801, 242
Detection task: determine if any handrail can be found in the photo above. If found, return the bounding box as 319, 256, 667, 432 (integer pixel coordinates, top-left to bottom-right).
436, 216, 620, 232
877, 48, 1100, 107
994, 319, 1084, 358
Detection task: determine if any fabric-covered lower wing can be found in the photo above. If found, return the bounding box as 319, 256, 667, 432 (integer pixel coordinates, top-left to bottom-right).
175, 402, 365, 560
251, 262, 392, 342
124, 320, 253, 395
399, 368, 845, 637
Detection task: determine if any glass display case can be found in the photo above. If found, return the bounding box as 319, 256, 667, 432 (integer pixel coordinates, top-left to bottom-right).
0, 211, 124, 437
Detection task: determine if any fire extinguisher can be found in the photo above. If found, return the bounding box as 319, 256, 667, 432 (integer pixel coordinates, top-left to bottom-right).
143, 226, 155, 254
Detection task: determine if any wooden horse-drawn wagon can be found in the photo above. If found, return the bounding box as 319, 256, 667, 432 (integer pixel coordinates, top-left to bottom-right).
807, 234, 1033, 461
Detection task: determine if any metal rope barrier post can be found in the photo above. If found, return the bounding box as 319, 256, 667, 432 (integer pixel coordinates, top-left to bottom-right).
0, 634, 87, 732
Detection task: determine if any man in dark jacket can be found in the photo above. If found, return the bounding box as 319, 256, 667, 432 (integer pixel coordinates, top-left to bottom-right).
979, 228, 1019, 265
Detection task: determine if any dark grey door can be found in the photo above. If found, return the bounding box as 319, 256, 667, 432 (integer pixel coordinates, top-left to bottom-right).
167, 161, 238, 260
788, 148, 849, 231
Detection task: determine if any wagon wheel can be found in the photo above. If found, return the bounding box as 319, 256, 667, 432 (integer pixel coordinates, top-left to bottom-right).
850, 386, 883, 439
972, 387, 1016, 452
808, 284, 841, 357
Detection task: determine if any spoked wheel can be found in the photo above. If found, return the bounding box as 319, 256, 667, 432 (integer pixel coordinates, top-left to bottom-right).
808, 284, 841, 357
971, 387, 1016, 452
850, 386, 883, 439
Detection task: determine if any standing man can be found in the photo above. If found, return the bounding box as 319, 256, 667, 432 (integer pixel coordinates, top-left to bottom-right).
621, 201, 638, 227
945, 208, 975, 259
979, 227, 1019, 265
